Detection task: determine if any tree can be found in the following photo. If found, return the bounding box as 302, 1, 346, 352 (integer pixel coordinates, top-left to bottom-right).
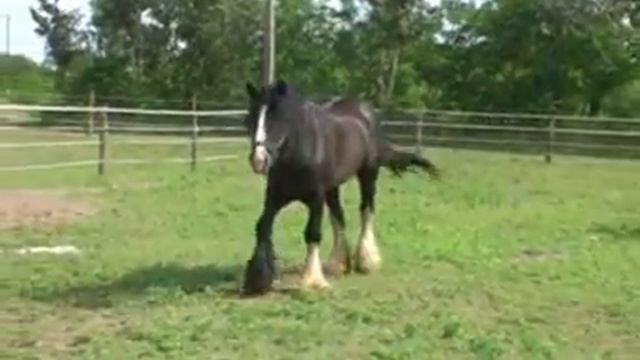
0, 55, 54, 103
433, 0, 639, 113
25, 0, 640, 116
84, 0, 262, 105
30, 0, 90, 94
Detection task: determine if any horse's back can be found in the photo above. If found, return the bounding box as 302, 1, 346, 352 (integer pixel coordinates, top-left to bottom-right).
320, 97, 379, 184
323, 96, 378, 152
322, 97, 376, 129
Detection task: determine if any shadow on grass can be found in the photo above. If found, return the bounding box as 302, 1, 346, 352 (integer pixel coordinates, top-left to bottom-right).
28, 262, 314, 308
29, 263, 244, 309
590, 223, 640, 241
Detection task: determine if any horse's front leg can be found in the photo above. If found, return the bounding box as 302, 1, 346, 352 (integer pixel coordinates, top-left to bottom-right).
243, 191, 288, 295
301, 195, 331, 289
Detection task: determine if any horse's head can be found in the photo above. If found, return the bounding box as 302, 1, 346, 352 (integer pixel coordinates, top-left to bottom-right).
244, 79, 291, 175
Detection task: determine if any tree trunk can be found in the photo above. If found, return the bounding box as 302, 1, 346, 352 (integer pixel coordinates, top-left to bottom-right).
385, 47, 401, 103
375, 52, 387, 105
588, 95, 602, 116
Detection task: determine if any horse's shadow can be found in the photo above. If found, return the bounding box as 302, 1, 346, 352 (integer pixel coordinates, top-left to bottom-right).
31, 263, 244, 309
589, 223, 640, 241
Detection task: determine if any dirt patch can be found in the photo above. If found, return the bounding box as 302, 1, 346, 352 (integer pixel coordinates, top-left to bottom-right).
0, 189, 95, 229
2, 303, 126, 356
512, 248, 568, 263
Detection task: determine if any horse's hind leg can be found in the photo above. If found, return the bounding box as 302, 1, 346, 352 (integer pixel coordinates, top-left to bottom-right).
301, 195, 331, 289
355, 167, 382, 273
324, 187, 351, 276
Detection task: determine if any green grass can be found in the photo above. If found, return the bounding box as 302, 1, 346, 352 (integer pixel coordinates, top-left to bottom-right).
1, 129, 639, 359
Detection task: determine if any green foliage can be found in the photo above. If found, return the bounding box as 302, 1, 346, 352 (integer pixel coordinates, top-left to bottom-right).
0, 55, 54, 103
602, 80, 640, 117
30, 0, 90, 96
22, 0, 640, 115
437, 0, 639, 113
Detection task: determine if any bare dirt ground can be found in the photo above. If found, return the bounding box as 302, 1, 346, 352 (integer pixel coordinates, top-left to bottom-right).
0, 189, 95, 229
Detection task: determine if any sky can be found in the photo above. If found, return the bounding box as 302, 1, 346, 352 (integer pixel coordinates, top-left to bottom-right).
0, 0, 449, 64
1, 0, 90, 63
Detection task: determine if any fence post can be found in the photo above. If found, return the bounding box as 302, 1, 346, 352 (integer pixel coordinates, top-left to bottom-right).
545, 117, 556, 163
190, 95, 199, 172
87, 89, 95, 136
416, 111, 424, 154
98, 108, 109, 175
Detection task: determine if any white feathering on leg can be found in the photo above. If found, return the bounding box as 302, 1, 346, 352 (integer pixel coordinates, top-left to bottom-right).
355, 209, 382, 273
301, 243, 331, 289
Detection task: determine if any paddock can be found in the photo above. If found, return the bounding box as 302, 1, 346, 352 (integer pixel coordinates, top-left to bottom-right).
1, 122, 639, 359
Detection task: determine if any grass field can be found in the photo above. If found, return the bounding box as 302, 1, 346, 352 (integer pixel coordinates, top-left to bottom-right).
1, 128, 639, 359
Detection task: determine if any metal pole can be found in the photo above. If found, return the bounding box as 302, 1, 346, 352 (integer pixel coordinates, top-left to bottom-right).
6, 15, 9, 55
262, 0, 276, 87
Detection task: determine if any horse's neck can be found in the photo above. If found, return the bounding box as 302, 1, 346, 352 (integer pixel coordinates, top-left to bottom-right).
283, 101, 326, 166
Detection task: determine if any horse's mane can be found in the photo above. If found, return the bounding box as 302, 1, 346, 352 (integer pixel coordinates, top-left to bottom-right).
275, 88, 329, 165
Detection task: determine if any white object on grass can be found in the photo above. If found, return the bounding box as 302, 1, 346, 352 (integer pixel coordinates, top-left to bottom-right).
14, 245, 81, 256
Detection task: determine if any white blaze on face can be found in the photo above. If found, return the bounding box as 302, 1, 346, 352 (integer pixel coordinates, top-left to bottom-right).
255, 105, 267, 144
251, 105, 269, 174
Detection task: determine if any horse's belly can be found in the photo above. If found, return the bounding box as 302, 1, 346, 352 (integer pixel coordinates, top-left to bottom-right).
329, 150, 368, 186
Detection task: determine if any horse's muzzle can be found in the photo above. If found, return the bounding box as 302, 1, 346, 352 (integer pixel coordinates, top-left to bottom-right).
250, 144, 270, 175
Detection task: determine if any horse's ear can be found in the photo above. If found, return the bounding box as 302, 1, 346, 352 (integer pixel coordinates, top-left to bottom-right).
246, 82, 258, 99
275, 79, 288, 96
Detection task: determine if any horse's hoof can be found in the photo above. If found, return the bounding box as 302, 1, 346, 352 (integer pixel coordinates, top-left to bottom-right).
242, 276, 273, 295
354, 253, 382, 274
301, 276, 332, 290
354, 242, 382, 274
323, 261, 350, 277
324, 246, 351, 276
301, 269, 332, 289
242, 255, 276, 295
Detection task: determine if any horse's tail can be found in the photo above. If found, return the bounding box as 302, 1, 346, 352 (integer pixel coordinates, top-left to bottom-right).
376, 137, 440, 178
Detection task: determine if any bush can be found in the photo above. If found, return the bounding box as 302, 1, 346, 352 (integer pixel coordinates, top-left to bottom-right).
602, 80, 640, 118
0, 55, 55, 104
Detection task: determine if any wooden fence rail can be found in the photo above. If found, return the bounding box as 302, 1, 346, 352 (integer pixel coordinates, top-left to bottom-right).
378, 108, 640, 162
1, 103, 639, 174
0, 103, 242, 174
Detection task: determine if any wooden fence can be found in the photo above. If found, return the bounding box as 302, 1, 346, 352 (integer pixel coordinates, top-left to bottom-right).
378, 108, 640, 161
0, 103, 639, 175
0, 104, 243, 173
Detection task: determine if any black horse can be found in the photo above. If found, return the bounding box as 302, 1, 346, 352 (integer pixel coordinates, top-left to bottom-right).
242, 80, 439, 295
